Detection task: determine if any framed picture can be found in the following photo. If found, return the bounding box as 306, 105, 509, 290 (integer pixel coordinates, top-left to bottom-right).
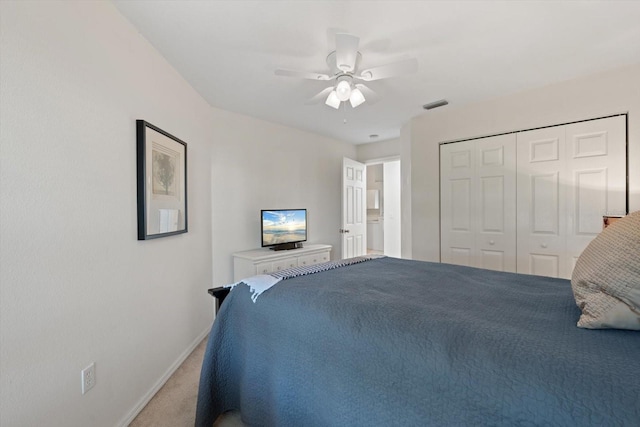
136, 120, 187, 240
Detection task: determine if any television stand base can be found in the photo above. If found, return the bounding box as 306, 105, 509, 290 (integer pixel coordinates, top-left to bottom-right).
270, 242, 303, 251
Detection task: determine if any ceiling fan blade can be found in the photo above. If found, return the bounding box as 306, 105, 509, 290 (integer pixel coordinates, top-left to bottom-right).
354, 84, 380, 105
335, 33, 360, 72
358, 57, 418, 81
305, 87, 335, 105
275, 69, 332, 81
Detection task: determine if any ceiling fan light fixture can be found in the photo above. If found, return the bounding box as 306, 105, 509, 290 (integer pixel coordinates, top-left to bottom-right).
278, 32, 417, 111
325, 90, 341, 109
349, 88, 365, 108
335, 79, 352, 102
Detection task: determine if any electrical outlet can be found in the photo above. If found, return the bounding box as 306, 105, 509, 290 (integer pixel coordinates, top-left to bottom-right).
81, 362, 96, 394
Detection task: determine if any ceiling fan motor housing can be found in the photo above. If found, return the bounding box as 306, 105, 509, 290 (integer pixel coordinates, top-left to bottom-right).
326, 51, 362, 76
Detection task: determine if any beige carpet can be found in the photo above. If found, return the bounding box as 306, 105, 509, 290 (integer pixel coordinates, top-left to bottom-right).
129, 336, 208, 427
129, 335, 245, 427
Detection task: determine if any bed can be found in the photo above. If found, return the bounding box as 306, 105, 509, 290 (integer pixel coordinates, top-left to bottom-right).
195, 254, 640, 426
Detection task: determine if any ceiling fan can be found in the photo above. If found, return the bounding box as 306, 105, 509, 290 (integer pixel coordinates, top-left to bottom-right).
275, 33, 418, 109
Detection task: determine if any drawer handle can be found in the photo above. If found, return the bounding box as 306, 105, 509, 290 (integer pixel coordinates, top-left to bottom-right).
541, 243, 548, 249
313, 259, 317, 262
489, 240, 495, 246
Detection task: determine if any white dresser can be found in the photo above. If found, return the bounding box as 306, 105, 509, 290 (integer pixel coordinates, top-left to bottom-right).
232, 244, 332, 281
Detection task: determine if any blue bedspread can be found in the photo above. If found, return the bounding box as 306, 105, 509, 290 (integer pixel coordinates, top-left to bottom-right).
196, 257, 640, 426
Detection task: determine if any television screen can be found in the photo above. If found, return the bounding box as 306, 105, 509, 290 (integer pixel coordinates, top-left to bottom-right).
261, 209, 307, 248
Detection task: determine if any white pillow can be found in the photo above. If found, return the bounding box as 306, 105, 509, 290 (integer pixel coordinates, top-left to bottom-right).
571, 210, 640, 330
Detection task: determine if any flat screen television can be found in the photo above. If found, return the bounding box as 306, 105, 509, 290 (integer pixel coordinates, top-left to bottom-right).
261, 209, 307, 251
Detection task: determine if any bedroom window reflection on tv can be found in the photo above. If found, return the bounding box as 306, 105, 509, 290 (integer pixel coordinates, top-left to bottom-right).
261, 209, 307, 250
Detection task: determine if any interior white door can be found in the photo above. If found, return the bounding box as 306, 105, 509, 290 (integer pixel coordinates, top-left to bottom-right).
475, 134, 517, 272
342, 157, 367, 259
440, 135, 516, 271
565, 116, 627, 272
516, 115, 626, 279
516, 126, 567, 278
440, 140, 476, 267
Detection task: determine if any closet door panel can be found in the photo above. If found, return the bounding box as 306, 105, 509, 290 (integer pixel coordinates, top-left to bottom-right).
440, 141, 475, 266
451, 178, 472, 231
574, 168, 607, 234
516, 115, 626, 279
516, 127, 568, 278
441, 135, 516, 272
449, 247, 472, 266
481, 249, 506, 272
531, 171, 560, 234
475, 134, 516, 272
529, 254, 560, 278
565, 115, 626, 273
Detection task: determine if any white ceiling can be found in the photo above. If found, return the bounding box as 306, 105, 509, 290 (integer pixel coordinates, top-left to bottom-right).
112, 1, 640, 144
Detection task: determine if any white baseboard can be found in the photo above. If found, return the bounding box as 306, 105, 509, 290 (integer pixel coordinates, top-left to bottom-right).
117, 326, 211, 426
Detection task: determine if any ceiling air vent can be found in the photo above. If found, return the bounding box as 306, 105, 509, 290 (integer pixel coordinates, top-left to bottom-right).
423, 99, 448, 110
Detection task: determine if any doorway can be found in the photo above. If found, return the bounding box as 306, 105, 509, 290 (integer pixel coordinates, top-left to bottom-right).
366, 159, 401, 258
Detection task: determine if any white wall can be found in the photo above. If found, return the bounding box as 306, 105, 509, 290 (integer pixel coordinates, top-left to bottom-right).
0, 1, 355, 426
408, 63, 640, 262
210, 108, 356, 287
0, 2, 214, 426
356, 137, 400, 162
400, 124, 413, 258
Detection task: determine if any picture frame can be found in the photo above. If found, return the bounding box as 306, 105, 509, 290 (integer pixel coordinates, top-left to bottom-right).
136, 120, 188, 240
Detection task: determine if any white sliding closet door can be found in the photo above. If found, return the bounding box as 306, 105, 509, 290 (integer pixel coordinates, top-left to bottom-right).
516, 116, 626, 279
440, 134, 516, 272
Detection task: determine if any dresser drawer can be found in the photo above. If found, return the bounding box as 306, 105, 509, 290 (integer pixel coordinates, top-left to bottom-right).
273, 258, 297, 272
298, 252, 329, 267
255, 262, 273, 275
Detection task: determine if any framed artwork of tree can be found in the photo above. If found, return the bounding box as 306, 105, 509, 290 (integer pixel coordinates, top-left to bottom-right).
136, 120, 187, 240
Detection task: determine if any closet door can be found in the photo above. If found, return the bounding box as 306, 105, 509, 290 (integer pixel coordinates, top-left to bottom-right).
441, 140, 475, 267
565, 116, 627, 271
475, 135, 516, 272
516, 126, 568, 278
517, 116, 626, 279
441, 135, 516, 271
